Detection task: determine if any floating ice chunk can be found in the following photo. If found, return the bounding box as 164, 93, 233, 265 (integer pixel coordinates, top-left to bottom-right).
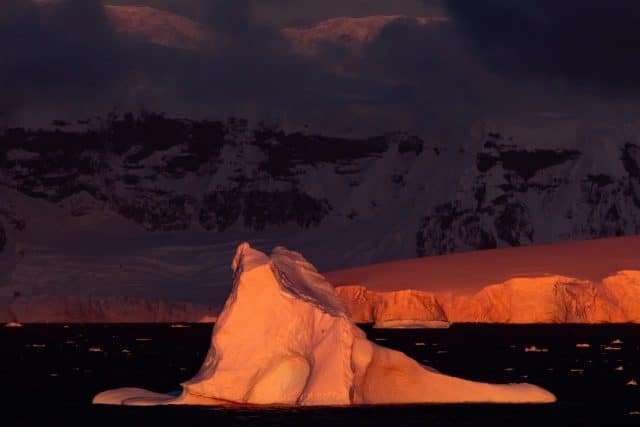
135, 338, 152, 342
575, 343, 590, 348
170, 324, 190, 328
4, 321, 22, 328
504, 368, 514, 372
627, 379, 638, 386
415, 342, 426, 346
29, 344, 46, 349
614, 366, 624, 372
603, 346, 622, 351
569, 368, 584, 374
94, 243, 556, 406
373, 320, 450, 329
524, 346, 549, 353
88, 347, 103, 353
611, 339, 623, 345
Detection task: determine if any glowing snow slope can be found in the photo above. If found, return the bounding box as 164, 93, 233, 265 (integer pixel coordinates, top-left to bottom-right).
94, 243, 555, 406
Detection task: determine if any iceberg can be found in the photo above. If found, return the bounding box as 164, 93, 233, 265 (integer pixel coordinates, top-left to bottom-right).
94, 243, 556, 406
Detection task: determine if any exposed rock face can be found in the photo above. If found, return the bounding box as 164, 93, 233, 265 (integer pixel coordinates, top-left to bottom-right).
336, 285, 448, 327
1, 296, 217, 323
416, 131, 640, 256
0, 114, 425, 233
93, 243, 555, 406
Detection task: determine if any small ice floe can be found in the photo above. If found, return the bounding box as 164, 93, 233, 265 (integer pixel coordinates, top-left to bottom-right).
414, 342, 426, 347
88, 347, 103, 353
436, 350, 448, 354
170, 324, 191, 329
569, 368, 584, 374
603, 346, 622, 351
135, 338, 152, 342
615, 366, 624, 372
524, 346, 549, 353
575, 343, 590, 348
628, 411, 640, 416
28, 344, 46, 349
49, 373, 59, 377
179, 367, 187, 371
4, 321, 22, 328
504, 368, 515, 372
611, 338, 623, 345
121, 349, 132, 354
63, 325, 70, 329
374, 338, 387, 342
521, 375, 529, 379
627, 379, 638, 386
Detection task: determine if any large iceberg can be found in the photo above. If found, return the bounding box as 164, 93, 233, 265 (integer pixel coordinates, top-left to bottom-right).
94, 243, 555, 406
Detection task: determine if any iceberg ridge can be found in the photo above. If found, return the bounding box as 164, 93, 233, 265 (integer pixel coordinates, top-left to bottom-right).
94, 242, 555, 406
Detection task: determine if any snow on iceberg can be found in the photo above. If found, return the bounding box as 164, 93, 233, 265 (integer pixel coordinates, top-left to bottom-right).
94, 243, 556, 406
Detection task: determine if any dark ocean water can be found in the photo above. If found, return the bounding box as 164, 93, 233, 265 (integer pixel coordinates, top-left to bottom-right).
1, 323, 639, 426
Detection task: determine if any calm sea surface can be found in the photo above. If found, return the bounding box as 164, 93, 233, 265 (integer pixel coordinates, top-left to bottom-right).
2, 323, 639, 426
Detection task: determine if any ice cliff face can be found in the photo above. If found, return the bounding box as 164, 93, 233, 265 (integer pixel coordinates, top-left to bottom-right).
336, 285, 448, 327
333, 272, 640, 325
93, 243, 555, 406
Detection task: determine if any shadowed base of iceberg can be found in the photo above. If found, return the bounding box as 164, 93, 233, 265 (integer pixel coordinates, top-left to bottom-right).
94, 243, 556, 406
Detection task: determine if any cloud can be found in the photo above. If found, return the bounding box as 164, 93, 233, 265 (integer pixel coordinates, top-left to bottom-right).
0, 0, 123, 119
445, 0, 640, 95
5, 0, 628, 136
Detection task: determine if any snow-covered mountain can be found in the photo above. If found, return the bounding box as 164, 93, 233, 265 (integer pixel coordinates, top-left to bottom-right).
282, 15, 447, 56
33, 1, 211, 50
1, 113, 640, 310
104, 4, 211, 50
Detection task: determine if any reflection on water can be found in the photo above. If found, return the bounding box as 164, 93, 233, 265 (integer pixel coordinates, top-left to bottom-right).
2, 323, 639, 426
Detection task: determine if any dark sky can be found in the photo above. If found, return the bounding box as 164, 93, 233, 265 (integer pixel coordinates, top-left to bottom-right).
2, 0, 640, 135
